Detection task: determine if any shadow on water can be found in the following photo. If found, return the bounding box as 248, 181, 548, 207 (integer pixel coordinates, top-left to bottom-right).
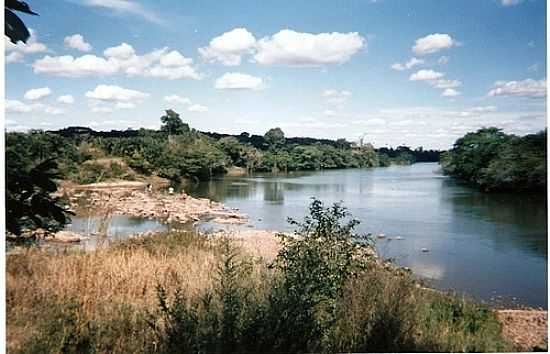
441, 178, 547, 258
186, 163, 548, 308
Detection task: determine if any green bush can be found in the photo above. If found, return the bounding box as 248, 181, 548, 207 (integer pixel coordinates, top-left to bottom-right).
149, 200, 510, 353
13, 201, 512, 353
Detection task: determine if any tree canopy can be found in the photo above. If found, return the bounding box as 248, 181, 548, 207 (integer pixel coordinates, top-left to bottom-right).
264, 127, 286, 148
160, 109, 190, 136
441, 127, 546, 192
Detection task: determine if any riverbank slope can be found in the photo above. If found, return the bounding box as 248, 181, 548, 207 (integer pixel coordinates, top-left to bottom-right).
7, 182, 547, 352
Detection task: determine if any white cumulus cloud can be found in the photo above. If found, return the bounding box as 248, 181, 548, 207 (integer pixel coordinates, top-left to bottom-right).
57, 95, 75, 104
85, 84, 149, 103
24, 87, 52, 101
488, 79, 546, 98
6, 99, 32, 113
409, 69, 445, 81
33, 54, 118, 78
391, 57, 424, 71
254, 30, 364, 66
103, 42, 135, 59
199, 28, 256, 66
412, 33, 456, 55
441, 88, 461, 97
33, 43, 201, 80
64, 34, 92, 52
215, 72, 265, 90
6, 29, 48, 63
6, 52, 24, 63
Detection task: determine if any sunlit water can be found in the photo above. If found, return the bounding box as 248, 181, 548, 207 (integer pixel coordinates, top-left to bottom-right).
185, 163, 547, 309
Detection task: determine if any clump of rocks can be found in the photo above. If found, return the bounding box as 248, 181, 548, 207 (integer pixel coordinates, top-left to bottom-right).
71, 188, 248, 225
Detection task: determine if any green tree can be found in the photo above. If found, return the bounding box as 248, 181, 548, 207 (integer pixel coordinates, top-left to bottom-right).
335, 138, 350, 150
264, 127, 286, 149
218, 137, 245, 166
441, 127, 545, 191
6, 159, 73, 236
160, 109, 190, 136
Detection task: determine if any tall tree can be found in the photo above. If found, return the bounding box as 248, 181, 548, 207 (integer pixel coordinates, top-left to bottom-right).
264, 127, 286, 149
160, 110, 190, 136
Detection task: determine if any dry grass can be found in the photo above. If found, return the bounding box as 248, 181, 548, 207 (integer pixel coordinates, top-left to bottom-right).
217, 228, 282, 261
6, 231, 226, 352
8, 232, 221, 314
6, 229, 514, 353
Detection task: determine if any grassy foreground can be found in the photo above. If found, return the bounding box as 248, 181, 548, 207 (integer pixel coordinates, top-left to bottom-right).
7, 201, 513, 353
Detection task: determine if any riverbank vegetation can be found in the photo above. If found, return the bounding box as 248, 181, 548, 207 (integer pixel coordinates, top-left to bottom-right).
441, 128, 546, 192
7, 110, 439, 186
7, 200, 513, 353
5, 110, 439, 237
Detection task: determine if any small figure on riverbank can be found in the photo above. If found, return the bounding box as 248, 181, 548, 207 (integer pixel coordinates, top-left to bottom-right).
146, 184, 153, 194
168, 187, 174, 195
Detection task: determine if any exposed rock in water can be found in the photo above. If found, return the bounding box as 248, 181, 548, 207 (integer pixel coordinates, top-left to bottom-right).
64, 184, 249, 225
45, 231, 88, 243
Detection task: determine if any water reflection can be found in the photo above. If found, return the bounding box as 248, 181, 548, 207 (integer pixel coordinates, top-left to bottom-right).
264, 181, 285, 203
187, 163, 548, 308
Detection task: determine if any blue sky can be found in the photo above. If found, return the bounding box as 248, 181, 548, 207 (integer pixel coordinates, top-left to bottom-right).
5, 0, 547, 149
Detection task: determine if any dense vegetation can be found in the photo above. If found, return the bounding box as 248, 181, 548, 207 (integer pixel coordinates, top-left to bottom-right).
5, 109, 438, 236
7, 200, 512, 353
441, 127, 546, 192
7, 110, 439, 185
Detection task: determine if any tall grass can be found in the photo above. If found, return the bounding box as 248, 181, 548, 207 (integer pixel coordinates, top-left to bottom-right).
7, 200, 513, 353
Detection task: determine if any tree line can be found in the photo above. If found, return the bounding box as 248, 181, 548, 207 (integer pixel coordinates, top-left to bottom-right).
5, 109, 437, 235
440, 127, 546, 192
15, 109, 438, 184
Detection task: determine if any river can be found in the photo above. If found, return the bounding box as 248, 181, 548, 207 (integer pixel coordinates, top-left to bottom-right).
185, 162, 547, 309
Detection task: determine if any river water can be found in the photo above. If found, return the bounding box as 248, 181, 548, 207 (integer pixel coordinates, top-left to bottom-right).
186, 162, 547, 309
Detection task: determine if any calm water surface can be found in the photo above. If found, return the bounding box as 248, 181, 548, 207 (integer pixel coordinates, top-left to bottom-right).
65, 215, 169, 250
187, 163, 547, 308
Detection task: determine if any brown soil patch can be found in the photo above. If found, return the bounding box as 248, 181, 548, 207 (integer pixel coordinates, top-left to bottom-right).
496, 309, 548, 351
